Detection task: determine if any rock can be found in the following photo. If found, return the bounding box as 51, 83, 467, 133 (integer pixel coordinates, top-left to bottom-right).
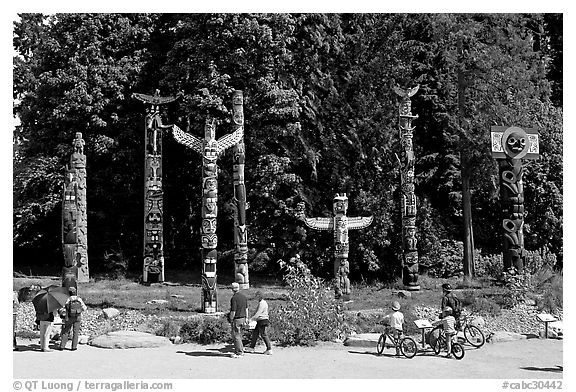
487, 331, 527, 343
102, 308, 120, 319
18, 285, 42, 302
470, 316, 485, 328
90, 331, 172, 349
146, 299, 169, 305
79, 335, 89, 344
343, 333, 381, 347
396, 290, 412, 299
171, 336, 183, 344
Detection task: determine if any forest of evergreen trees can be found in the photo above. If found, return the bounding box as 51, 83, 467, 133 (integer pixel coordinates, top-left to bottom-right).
13, 13, 563, 282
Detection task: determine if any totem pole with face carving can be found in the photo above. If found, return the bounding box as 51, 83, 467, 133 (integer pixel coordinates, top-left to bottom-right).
490, 126, 540, 273
62, 132, 89, 285
296, 194, 373, 300
171, 97, 243, 313
394, 85, 420, 291
133, 90, 180, 283
231, 91, 250, 289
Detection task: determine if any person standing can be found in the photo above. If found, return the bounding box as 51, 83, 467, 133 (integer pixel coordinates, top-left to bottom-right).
59, 287, 87, 351
433, 306, 457, 358
244, 291, 273, 355
228, 282, 248, 358
37, 310, 56, 352
13, 291, 19, 351
440, 283, 461, 329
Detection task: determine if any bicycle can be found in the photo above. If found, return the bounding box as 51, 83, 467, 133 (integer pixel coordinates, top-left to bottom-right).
457, 313, 485, 348
430, 325, 465, 360
376, 326, 418, 359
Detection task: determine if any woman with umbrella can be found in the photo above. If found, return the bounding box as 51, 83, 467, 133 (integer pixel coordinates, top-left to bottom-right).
32, 286, 69, 352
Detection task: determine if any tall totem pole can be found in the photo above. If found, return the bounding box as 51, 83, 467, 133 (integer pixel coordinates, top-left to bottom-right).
62, 132, 89, 286
490, 126, 539, 273
133, 90, 180, 283
171, 97, 243, 313
231, 91, 250, 289
297, 194, 373, 300
394, 85, 420, 291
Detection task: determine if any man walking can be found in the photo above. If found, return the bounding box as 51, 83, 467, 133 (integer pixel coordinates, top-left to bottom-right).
228, 282, 248, 358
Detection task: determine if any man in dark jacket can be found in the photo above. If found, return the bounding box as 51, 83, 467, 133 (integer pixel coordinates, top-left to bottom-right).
228, 282, 248, 358
440, 283, 461, 329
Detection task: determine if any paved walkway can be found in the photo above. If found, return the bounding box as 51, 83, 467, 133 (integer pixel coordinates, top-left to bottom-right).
13, 337, 562, 380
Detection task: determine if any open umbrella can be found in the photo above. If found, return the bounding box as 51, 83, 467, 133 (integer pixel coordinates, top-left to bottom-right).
32, 285, 70, 315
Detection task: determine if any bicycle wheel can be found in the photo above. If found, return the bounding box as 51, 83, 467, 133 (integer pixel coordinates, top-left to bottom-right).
433, 336, 443, 355
451, 342, 465, 359
400, 337, 418, 359
464, 325, 485, 348
377, 334, 387, 355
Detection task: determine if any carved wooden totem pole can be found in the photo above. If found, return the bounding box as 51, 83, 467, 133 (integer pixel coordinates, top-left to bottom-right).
394, 85, 420, 291
133, 90, 180, 283
62, 132, 89, 286
491, 126, 539, 273
297, 194, 373, 300
171, 98, 243, 312
231, 91, 250, 289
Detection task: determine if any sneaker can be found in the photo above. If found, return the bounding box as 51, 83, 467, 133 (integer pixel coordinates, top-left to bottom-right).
264, 350, 273, 355
71, 348, 77, 351
244, 347, 255, 353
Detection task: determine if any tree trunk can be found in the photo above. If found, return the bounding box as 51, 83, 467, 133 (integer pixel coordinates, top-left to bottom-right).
458, 36, 475, 281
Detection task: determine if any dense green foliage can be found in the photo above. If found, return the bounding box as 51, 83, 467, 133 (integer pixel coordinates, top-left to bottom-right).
13, 14, 562, 282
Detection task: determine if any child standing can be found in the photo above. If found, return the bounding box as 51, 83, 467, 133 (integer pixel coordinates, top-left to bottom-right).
382, 301, 404, 355
433, 306, 456, 358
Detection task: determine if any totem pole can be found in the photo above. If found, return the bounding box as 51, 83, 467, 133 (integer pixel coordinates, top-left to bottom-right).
62, 132, 89, 286
394, 85, 420, 291
297, 194, 373, 300
133, 90, 180, 283
231, 91, 250, 289
490, 126, 539, 273
171, 100, 243, 313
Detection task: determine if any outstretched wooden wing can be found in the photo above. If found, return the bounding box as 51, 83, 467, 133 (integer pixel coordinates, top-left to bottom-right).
347, 216, 373, 230
303, 217, 334, 231
217, 126, 244, 154
132, 90, 180, 105
171, 125, 203, 154
393, 85, 420, 98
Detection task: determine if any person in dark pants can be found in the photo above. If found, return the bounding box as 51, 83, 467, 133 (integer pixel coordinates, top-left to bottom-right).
228, 282, 248, 358
244, 291, 273, 355
59, 287, 87, 351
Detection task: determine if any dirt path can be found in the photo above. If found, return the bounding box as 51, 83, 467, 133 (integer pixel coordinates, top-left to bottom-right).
13, 338, 562, 380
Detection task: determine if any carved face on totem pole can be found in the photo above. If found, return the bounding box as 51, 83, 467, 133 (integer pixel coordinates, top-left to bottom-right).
201, 218, 217, 234
502, 127, 529, 159
204, 140, 218, 162
204, 197, 217, 218
203, 251, 217, 278
333, 194, 348, 216
204, 177, 218, 194
202, 234, 218, 249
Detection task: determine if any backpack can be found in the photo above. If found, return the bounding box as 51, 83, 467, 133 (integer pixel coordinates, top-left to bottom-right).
448, 294, 461, 317
67, 299, 84, 317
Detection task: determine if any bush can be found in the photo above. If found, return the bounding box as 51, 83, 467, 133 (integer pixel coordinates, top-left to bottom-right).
419, 240, 463, 278
475, 253, 503, 278
270, 258, 343, 346
180, 316, 229, 344
535, 273, 562, 314
156, 319, 181, 338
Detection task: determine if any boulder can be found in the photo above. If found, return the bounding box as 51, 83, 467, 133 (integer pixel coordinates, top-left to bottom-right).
343, 333, 381, 348
396, 290, 412, 299
90, 331, 172, 349
488, 331, 527, 343
102, 308, 120, 319
146, 299, 169, 305
470, 316, 485, 328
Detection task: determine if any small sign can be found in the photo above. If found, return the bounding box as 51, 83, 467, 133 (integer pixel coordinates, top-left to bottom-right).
414, 319, 433, 329
537, 313, 557, 323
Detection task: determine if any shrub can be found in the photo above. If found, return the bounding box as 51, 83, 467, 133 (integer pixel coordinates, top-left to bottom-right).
535, 273, 563, 314
501, 268, 533, 308
524, 246, 557, 275
475, 253, 503, 278
178, 317, 230, 344
419, 240, 463, 278
156, 319, 180, 338
270, 258, 342, 346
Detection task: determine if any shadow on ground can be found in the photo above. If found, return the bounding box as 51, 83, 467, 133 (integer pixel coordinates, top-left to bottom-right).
520, 365, 563, 373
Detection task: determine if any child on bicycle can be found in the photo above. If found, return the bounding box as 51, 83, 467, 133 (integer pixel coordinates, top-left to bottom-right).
382, 301, 404, 355
433, 306, 457, 358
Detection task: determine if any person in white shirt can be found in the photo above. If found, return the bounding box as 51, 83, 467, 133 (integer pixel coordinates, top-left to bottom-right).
382, 301, 405, 355
432, 306, 456, 358
244, 291, 272, 355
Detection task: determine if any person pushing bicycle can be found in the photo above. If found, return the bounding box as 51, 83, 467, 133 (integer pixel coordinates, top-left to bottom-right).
433, 306, 457, 358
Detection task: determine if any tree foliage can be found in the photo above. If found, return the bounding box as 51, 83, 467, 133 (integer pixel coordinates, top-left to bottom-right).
13, 13, 562, 280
